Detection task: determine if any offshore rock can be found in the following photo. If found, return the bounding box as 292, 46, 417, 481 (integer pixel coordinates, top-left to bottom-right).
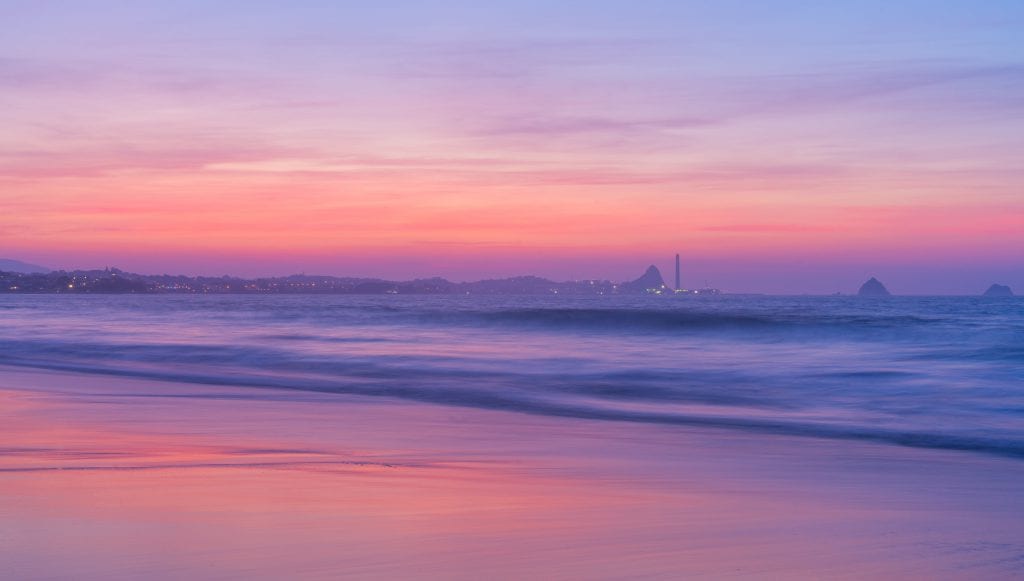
983, 284, 1014, 297
857, 277, 891, 297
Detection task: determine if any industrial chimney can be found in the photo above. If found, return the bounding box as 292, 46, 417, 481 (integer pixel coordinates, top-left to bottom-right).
674, 254, 680, 291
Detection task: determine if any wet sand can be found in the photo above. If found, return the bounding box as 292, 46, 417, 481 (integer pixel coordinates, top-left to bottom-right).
2, 366, 1024, 579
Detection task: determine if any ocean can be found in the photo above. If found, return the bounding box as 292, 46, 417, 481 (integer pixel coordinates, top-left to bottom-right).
2, 293, 1021, 459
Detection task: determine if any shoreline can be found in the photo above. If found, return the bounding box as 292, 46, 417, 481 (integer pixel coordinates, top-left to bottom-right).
1, 358, 1021, 462
3, 366, 1024, 578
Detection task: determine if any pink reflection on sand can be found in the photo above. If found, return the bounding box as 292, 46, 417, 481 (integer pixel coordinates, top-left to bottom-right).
3, 368, 1024, 579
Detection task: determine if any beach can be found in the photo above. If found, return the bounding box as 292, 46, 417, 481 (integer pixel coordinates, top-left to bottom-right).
6, 1, 1022, 576
5, 0, 1024, 576
3, 365, 1024, 579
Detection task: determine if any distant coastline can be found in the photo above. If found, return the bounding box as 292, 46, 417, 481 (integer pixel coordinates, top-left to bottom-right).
0, 264, 712, 296
2, 263, 1016, 297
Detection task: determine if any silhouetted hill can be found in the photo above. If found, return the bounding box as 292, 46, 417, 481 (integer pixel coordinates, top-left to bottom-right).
0, 263, 720, 296
983, 284, 1014, 297
619, 265, 667, 293
0, 268, 620, 295
857, 277, 891, 296
0, 259, 49, 273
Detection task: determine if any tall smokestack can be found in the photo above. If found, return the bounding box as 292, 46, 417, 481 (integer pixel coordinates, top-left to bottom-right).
674, 254, 680, 290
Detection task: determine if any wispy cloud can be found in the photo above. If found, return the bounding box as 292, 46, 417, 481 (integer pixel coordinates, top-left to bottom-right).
0, 143, 305, 178
698, 224, 832, 233
365, 38, 654, 80
477, 115, 716, 137
703, 61, 1024, 120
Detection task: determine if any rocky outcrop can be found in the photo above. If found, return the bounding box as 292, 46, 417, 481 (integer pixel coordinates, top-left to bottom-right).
857, 277, 891, 297
983, 284, 1014, 297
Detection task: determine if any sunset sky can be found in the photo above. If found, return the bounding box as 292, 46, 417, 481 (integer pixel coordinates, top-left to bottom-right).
2, 0, 1022, 293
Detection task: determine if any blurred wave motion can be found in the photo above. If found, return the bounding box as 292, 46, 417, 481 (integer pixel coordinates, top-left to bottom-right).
1, 294, 1021, 457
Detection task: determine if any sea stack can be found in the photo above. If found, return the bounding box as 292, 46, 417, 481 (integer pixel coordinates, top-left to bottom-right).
983, 284, 1014, 297
857, 277, 891, 297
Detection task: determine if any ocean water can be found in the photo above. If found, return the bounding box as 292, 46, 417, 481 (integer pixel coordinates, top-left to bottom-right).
1, 294, 1022, 458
